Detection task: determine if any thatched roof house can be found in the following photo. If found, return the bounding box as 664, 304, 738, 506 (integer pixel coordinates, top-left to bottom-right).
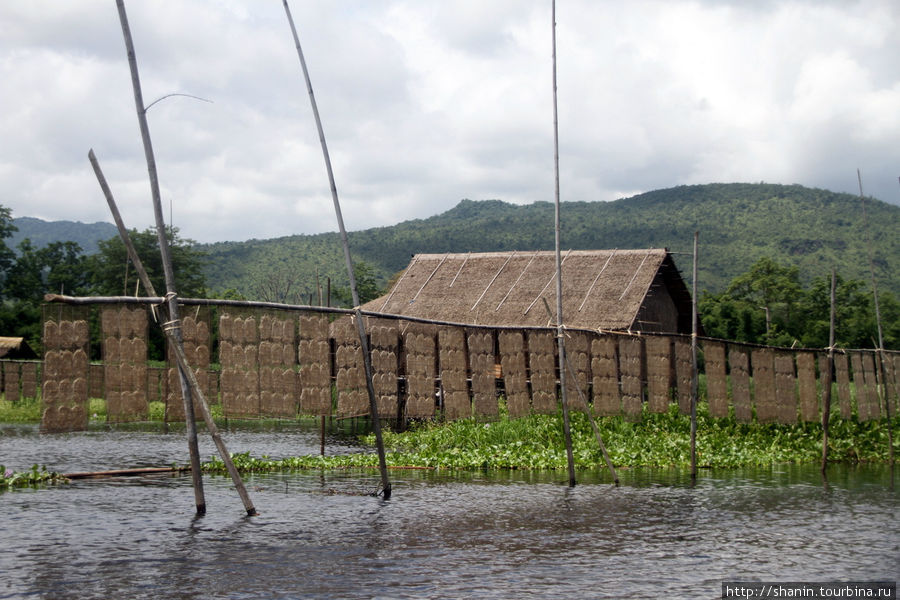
0, 337, 38, 360
363, 249, 695, 334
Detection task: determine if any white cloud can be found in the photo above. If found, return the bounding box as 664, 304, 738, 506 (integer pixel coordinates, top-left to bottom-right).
1, 0, 897, 244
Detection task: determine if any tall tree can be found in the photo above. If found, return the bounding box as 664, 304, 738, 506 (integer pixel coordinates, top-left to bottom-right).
87, 226, 207, 298
0, 204, 17, 288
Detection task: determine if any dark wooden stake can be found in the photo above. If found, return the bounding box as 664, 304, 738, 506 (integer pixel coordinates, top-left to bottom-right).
821, 269, 836, 473
690, 231, 699, 479
282, 0, 391, 498
89, 148, 257, 516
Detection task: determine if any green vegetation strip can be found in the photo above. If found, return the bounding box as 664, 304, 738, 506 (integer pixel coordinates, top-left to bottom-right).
202, 404, 899, 475
1, 464, 68, 489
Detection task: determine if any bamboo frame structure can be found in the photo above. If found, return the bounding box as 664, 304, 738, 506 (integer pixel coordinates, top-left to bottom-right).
89, 147, 256, 516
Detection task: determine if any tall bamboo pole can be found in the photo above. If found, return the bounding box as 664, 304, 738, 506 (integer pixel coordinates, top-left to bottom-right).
690, 231, 699, 479
821, 268, 836, 473
857, 169, 893, 463
552, 0, 576, 488
115, 0, 207, 514
89, 148, 257, 516
282, 0, 391, 498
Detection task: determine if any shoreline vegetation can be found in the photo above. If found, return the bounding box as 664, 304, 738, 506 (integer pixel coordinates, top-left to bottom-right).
2, 394, 897, 487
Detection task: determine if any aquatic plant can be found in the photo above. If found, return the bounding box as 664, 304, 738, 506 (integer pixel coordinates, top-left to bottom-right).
200, 403, 899, 474
0, 464, 68, 489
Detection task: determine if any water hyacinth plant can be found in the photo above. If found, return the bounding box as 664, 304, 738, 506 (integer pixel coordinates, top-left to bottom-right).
0, 464, 68, 489
201, 403, 899, 475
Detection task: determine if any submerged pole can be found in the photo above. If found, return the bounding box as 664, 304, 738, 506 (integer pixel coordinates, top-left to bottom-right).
551, 0, 576, 488
282, 0, 391, 498
821, 269, 836, 473
89, 148, 257, 516
690, 231, 699, 479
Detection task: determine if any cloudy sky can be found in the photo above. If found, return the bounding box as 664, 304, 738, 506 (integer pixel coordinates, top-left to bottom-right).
1, 0, 898, 243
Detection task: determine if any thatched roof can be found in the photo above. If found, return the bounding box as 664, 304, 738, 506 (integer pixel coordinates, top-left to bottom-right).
0, 337, 38, 360
363, 249, 694, 332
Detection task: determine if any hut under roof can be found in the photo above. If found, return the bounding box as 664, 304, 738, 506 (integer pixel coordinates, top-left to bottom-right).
0, 337, 38, 360
362, 249, 696, 334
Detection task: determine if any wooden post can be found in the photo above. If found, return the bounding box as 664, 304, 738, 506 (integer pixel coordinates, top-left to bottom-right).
821, 269, 836, 472
282, 0, 391, 498
551, 0, 576, 488
690, 231, 699, 479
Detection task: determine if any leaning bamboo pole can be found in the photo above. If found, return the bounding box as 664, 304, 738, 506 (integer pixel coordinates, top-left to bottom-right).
282, 0, 391, 498
857, 169, 893, 463
89, 148, 257, 516
551, 0, 577, 488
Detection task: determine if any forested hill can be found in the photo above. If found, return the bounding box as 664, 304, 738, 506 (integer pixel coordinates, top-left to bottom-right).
200, 183, 900, 300
10, 217, 117, 255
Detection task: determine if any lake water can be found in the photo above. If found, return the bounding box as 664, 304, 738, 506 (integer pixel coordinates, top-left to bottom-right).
1, 423, 897, 599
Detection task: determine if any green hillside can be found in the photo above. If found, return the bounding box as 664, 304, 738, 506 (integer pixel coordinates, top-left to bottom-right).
200, 183, 900, 301
10, 217, 118, 255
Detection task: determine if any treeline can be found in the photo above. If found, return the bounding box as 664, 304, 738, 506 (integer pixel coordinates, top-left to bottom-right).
0, 205, 207, 354
700, 256, 898, 349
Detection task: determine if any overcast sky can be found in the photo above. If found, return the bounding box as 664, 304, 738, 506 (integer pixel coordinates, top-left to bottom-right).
1, 0, 898, 244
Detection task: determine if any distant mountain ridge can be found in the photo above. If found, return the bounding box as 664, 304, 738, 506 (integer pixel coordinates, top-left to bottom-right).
10, 217, 118, 256
11, 183, 900, 299
201, 183, 900, 299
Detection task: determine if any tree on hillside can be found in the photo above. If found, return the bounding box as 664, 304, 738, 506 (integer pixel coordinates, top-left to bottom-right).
87, 227, 207, 298
332, 261, 383, 307
701, 258, 899, 349
0, 205, 16, 278
0, 238, 89, 352
725, 257, 803, 343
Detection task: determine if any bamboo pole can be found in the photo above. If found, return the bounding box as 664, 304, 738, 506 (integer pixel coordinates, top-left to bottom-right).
282, 0, 391, 498
115, 0, 206, 514
690, 231, 699, 479
542, 298, 618, 484
89, 148, 257, 515
857, 169, 893, 463
821, 269, 836, 472
551, 0, 576, 488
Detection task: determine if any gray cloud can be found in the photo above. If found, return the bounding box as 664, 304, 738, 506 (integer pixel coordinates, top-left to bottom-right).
1, 0, 897, 244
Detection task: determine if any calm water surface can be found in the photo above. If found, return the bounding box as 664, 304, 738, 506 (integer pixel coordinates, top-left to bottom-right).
1, 423, 897, 599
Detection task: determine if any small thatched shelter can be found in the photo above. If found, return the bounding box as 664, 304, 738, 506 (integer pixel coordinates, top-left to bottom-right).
363, 249, 695, 334
0, 337, 38, 360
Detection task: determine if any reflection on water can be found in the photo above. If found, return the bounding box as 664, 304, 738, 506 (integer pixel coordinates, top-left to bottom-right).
1, 424, 898, 599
